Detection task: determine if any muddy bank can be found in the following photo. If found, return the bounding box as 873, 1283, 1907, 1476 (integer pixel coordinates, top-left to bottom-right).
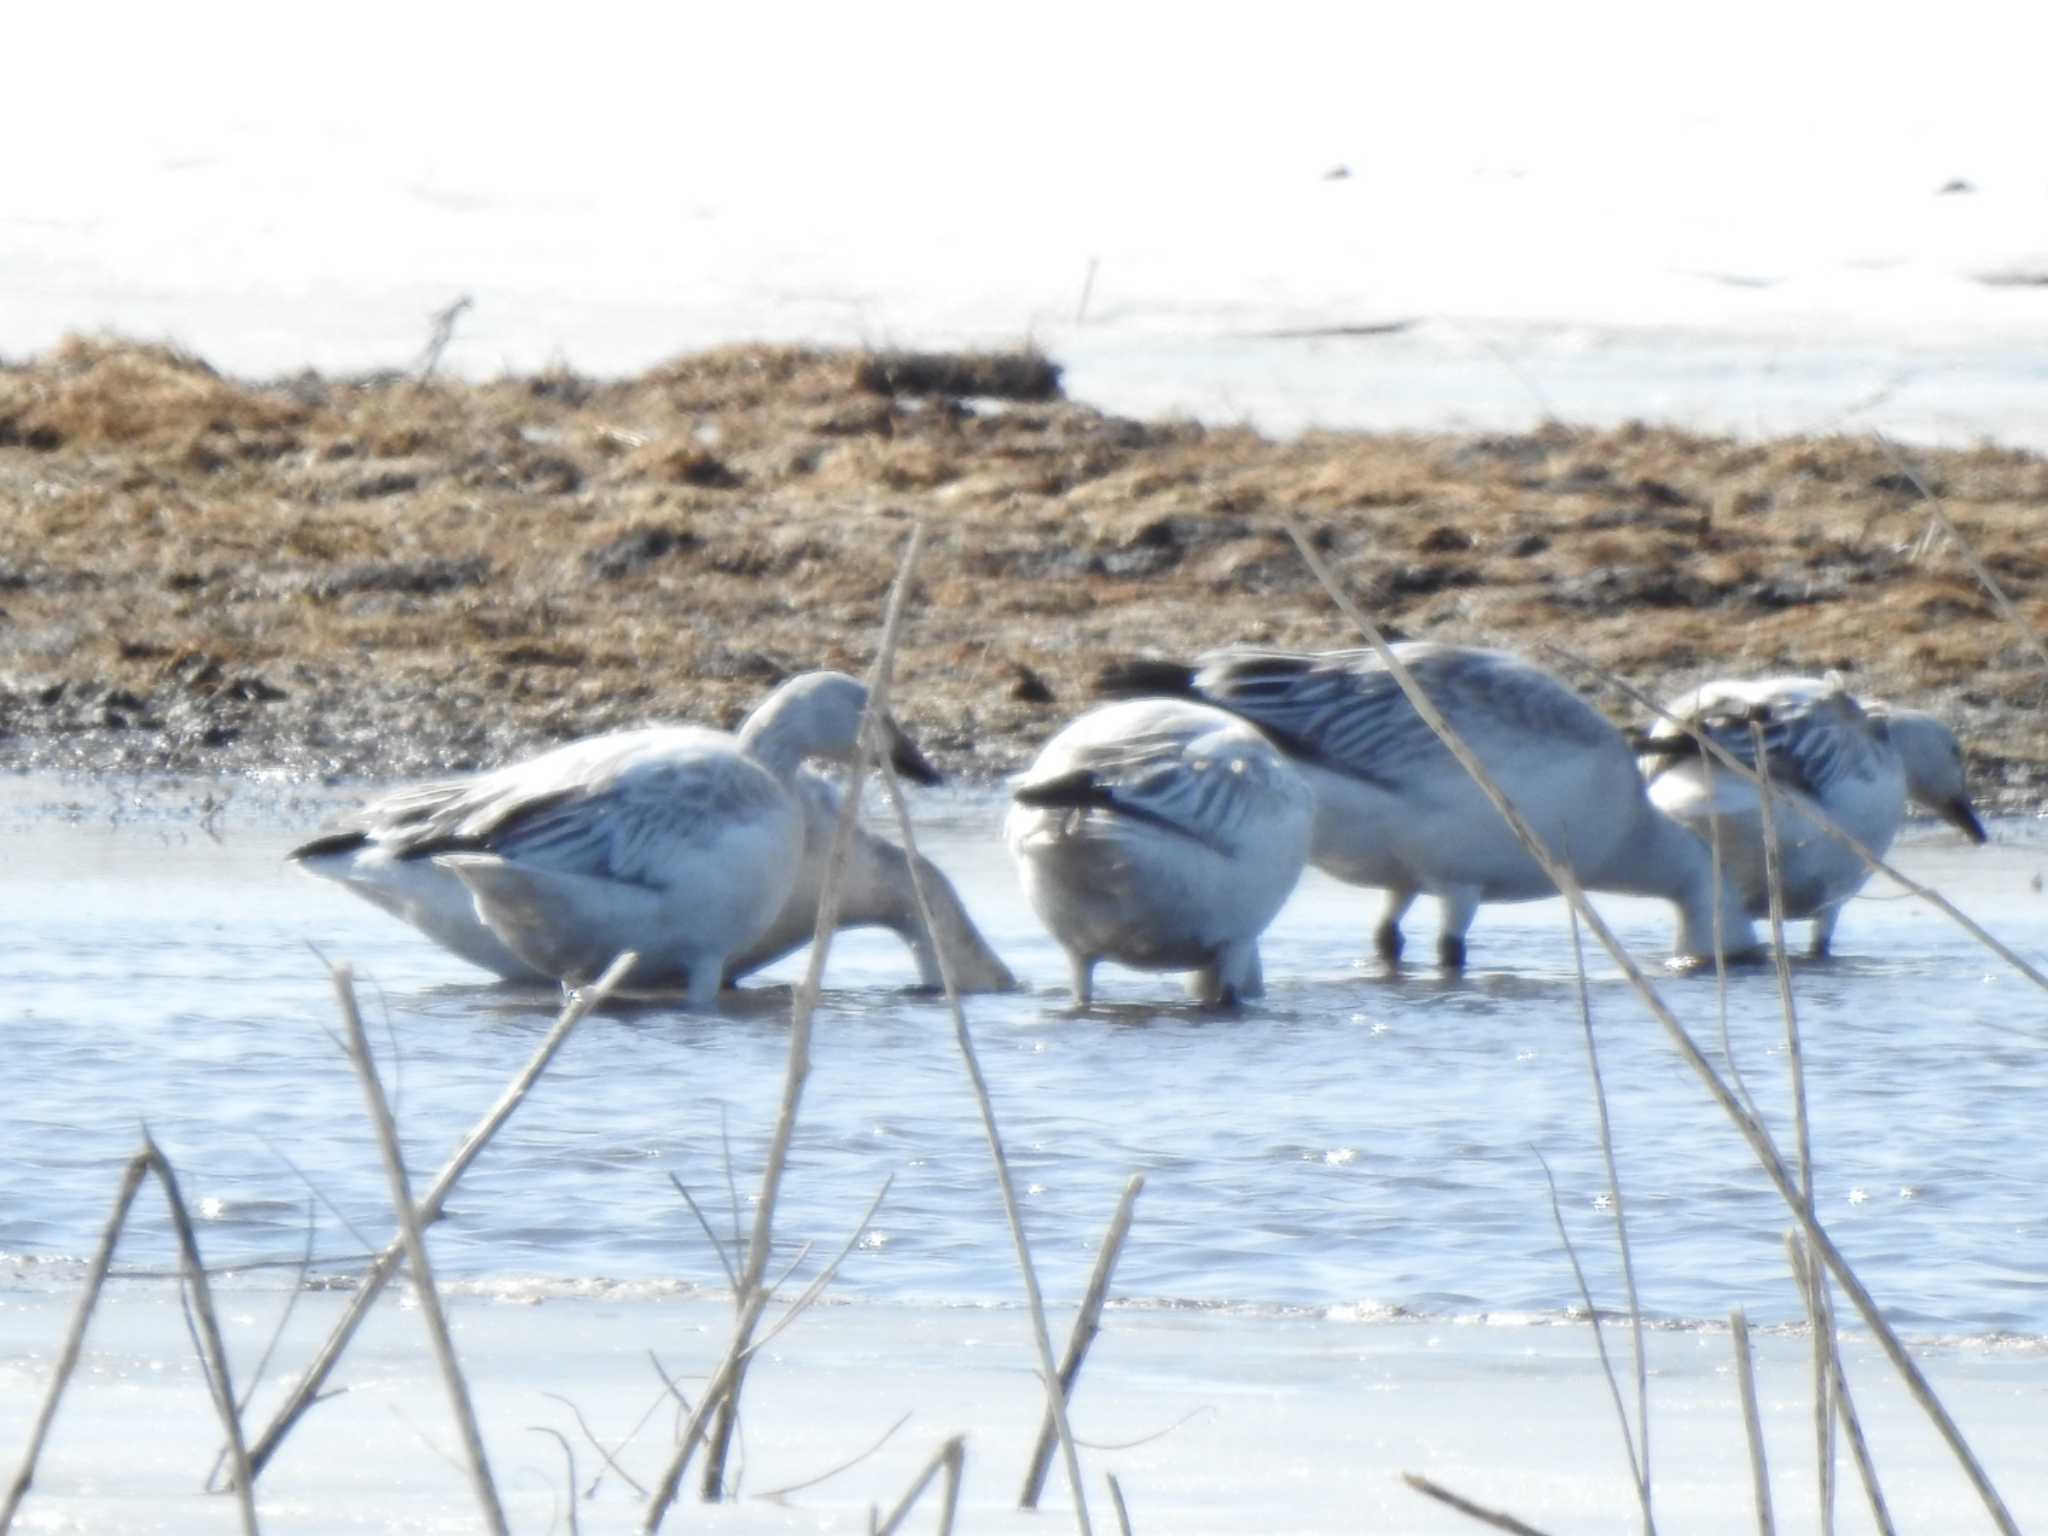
2, 337, 2043, 810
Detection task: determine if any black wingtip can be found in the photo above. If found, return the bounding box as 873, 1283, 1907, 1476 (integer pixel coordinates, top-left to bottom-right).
1011, 768, 1117, 813
1094, 657, 1200, 700
287, 829, 368, 863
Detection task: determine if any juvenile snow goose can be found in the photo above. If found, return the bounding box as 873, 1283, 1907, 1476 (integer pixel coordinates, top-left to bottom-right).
1100, 645, 1760, 969
290, 672, 965, 1006
1638, 675, 1986, 955
1006, 697, 1313, 1006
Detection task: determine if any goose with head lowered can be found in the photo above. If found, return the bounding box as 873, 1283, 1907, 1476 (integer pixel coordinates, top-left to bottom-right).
1100, 644, 1761, 970
290, 671, 1008, 1006
1006, 696, 1313, 1006
1637, 674, 1986, 956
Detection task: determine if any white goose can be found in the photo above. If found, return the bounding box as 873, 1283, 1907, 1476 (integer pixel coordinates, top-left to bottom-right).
1006, 697, 1313, 1006
290, 671, 975, 1007
1638, 675, 1986, 955
1100, 645, 1760, 969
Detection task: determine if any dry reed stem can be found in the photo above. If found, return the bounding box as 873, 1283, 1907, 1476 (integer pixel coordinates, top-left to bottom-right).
1401, 1471, 1560, 1535
1728, 1309, 1776, 1536
1796, 1233, 1837, 1536
3, 1146, 265, 1536
336, 965, 509, 1536
667, 1174, 742, 1292
527, 1425, 581, 1536
871, 740, 1094, 1535
1535, 1152, 1646, 1520
1106, 1472, 1134, 1536
1564, 908, 1654, 1531
1539, 639, 2048, 992
2, 1155, 150, 1534
741, 1179, 893, 1363
644, 527, 923, 1524
1787, 1236, 1897, 1536
1020, 1173, 1146, 1509
874, 1435, 965, 1536
1749, 721, 1832, 1535
142, 1134, 262, 1536
539, 1391, 651, 1498
241, 951, 632, 1483
1753, 720, 1835, 1536
1285, 522, 2022, 1534
754, 1411, 912, 1502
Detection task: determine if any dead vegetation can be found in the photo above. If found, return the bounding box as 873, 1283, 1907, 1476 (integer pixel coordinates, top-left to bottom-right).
1, 337, 2043, 804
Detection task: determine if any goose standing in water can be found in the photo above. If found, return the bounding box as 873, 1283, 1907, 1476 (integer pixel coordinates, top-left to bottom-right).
1638, 675, 1986, 955
1100, 645, 1760, 969
1006, 697, 1313, 1006
290, 672, 999, 1006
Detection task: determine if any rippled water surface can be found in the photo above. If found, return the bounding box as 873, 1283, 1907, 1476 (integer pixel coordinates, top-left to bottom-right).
4, 777, 2043, 1336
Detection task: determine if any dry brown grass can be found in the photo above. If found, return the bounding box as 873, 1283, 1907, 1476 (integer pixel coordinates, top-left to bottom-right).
2, 337, 2042, 802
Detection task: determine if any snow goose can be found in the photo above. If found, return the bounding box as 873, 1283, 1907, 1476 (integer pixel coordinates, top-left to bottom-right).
1638, 675, 1986, 955
1100, 645, 1760, 969
290, 671, 956, 1007
1006, 697, 1313, 1006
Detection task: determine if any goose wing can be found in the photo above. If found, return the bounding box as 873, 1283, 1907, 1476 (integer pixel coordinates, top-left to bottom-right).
1648, 684, 1886, 801
1189, 645, 1611, 785
429, 747, 792, 890
1015, 720, 1294, 856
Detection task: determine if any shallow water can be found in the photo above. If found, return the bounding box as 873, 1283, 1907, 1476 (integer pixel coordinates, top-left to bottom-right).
3, 776, 2043, 1337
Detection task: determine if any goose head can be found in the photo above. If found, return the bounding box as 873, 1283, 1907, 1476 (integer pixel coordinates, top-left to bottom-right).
738, 671, 941, 786
1876, 707, 1987, 844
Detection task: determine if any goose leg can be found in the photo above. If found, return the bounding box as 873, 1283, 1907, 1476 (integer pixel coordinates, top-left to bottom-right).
1807, 904, 1842, 959
1375, 889, 1416, 964
1436, 888, 1481, 971
1193, 941, 1262, 1006
1067, 950, 1097, 1008
683, 954, 727, 1012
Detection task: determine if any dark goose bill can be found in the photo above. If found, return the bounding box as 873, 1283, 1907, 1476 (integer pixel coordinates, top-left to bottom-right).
885, 717, 942, 786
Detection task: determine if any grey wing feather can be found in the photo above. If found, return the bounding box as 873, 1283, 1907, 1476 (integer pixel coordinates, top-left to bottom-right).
1060, 726, 1284, 855
1676, 692, 1883, 799
475, 756, 788, 889
1192, 645, 1611, 784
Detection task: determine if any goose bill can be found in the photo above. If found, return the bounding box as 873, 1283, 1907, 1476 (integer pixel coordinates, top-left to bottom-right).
1943, 794, 1989, 844
886, 719, 943, 786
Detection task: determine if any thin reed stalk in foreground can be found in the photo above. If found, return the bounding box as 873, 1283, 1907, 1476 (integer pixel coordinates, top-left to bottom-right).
147, 1134, 262, 1536
1750, 722, 1833, 1536
1538, 638, 2048, 993
873, 1435, 964, 1536
1284, 522, 2021, 1535
1792, 1231, 1837, 1536
1535, 1152, 1648, 1530
240, 950, 633, 1482
1402, 1472, 1560, 1536
1106, 1472, 1134, 1536
1564, 907, 1654, 1534
1020, 1173, 1146, 1509
1788, 1235, 1896, 1536
337, 965, 509, 1536
1728, 1308, 1775, 1536
2, 1143, 261, 1536
643, 526, 922, 1527
872, 738, 1093, 1535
